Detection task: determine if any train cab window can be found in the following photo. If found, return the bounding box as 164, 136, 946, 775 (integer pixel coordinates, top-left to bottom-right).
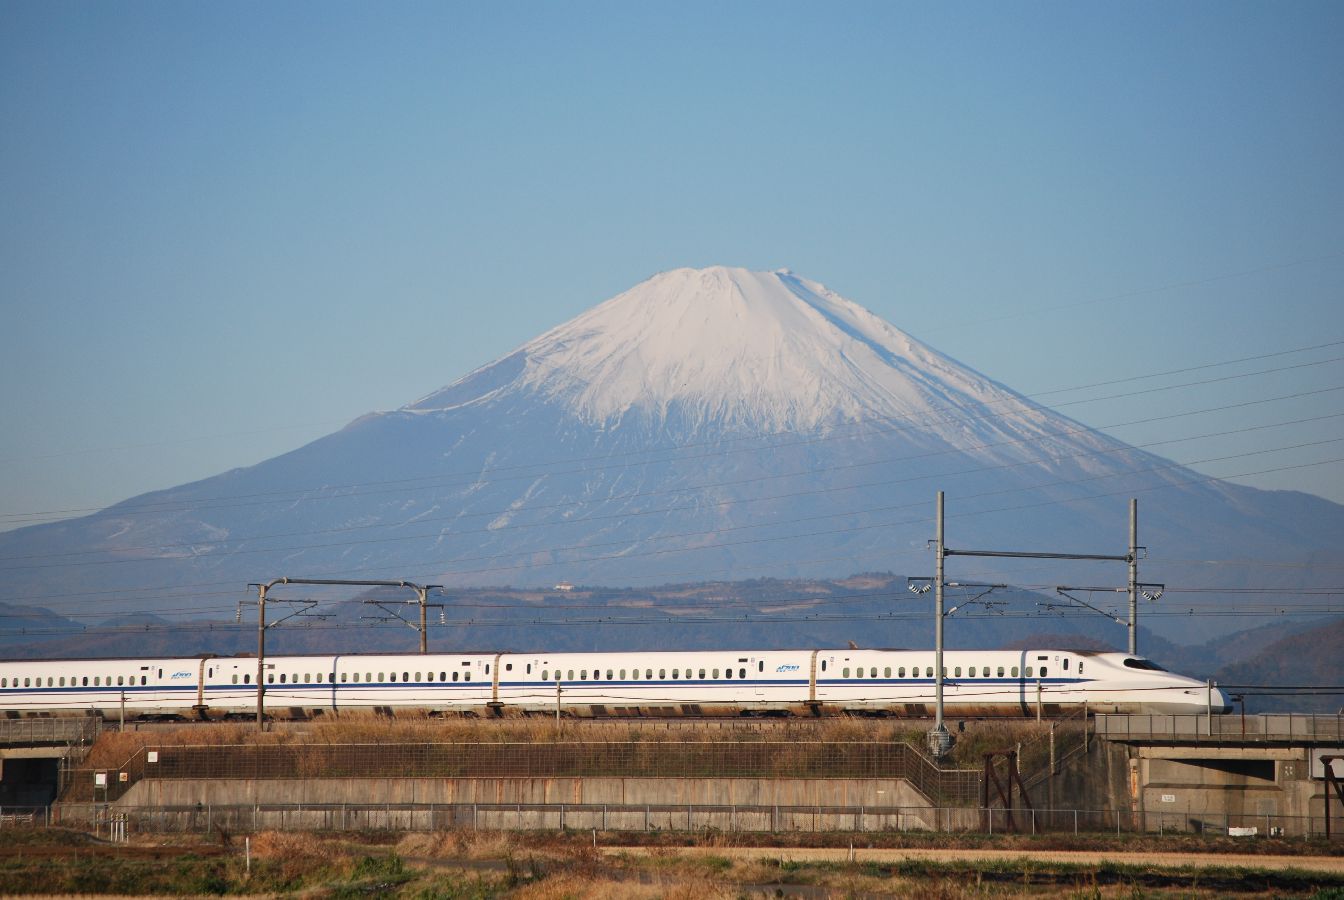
1123, 658, 1166, 671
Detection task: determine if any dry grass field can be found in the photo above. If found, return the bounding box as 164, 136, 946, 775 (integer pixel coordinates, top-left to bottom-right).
3, 826, 1344, 898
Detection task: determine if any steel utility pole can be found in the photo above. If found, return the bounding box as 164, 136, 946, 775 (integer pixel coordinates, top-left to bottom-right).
1128, 499, 1138, 656
934, 491, 947, 748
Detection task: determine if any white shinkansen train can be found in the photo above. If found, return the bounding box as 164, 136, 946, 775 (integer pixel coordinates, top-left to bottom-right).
0, 648, 1228, 719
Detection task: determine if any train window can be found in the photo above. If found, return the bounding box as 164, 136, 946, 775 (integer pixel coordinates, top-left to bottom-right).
401, 672, 409, 681
379, 672, 386, 682
843, 668, 850, 678
158, 669, 163, 678
141, 675, 148, 685
452, 672, 459, 682
568, 670, 575, 680
279, 674, 287, 684
1063, 659, 1069, 671
898, 667, 905, 678
712, 669, 719, 679
440, 672, 447, 681
620, 669, 626, 679
485, 665, 490, 674
983, 667, 990, 677
671, 669, 679, 680
997, 667, 1004, 677
925, 667, 933, 678
606, 669, 613, 680
1040, 667, 1048, 677
506, 663, 513, 671
954, 667, 961, 678
758, 662, 764, 673
659, 669, 666, 680
885, 667, 891, 678
739, 668, 746, 679
1011, 667, 1019, 677
266, 674, 274, 684
413, 672, 421, 682
821, 660, 827, 672
527, 664, 533, 674
59, 677, 65, 686
871, 667, 877, 678
1, 678, 6, 688
464, 672, 471, 682
725, 669, 732, 679
83, 677, 89, 686
1078, 662, 1084, 674
244, 674, 251, 684
631, 670, 639, 681
542, 670, 549, 681
232, 675, 238, 684
699, 669, 706, 679
1025, 667, 1033, 677
580, 671, 588, 680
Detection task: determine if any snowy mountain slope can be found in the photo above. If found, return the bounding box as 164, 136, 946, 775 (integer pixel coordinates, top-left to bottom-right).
0, 266, 1340, 647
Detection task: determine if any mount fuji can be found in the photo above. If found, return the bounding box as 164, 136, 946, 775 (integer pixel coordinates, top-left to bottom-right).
2, 266, 1341, 645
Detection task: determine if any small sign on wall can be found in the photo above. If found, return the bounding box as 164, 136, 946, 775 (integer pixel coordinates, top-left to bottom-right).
94, 772, 107, 787
147, 751, 159, 763
1161, 794, 1176, 803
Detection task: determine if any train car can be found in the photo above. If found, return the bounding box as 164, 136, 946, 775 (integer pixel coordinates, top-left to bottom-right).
0, 647, 1229, 720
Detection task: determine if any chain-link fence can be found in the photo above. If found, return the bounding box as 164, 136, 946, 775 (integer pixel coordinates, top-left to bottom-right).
44, 801, 1344, 839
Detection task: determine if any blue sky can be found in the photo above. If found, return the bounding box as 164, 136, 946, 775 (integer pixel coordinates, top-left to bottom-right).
2, 1, 1342, 530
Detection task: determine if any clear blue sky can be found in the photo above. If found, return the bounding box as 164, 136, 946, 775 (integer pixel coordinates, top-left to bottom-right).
2, 1, 1342, 530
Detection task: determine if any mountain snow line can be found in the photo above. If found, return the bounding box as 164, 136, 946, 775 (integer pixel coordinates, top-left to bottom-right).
5, 443, 1338, 585
2, 349, 1339, 526
5, 376, 1338, 545
2, 420, 1340, 571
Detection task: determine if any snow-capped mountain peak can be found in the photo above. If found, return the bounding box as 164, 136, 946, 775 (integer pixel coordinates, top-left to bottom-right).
408, 266, 1032, 435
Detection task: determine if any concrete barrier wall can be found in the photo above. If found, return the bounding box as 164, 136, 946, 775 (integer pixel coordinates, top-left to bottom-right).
123, 775, 930, 810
